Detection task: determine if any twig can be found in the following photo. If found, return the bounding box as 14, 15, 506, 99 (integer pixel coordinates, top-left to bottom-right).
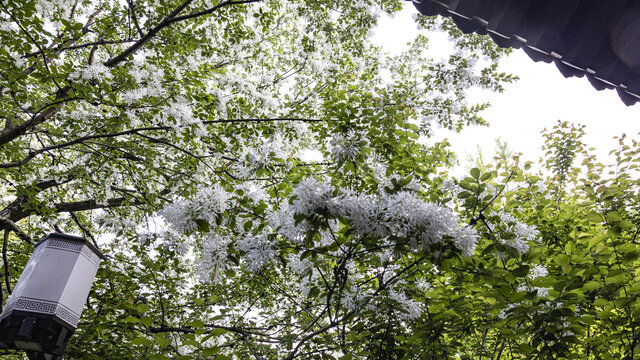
69, 211, 100, 250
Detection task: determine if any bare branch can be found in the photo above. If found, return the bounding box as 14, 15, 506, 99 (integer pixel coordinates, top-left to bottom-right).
127, 0, 145, 38
69, 212, 100, 250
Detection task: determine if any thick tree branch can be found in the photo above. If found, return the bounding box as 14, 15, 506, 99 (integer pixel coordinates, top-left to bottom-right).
0, 86, 71, 148
167, 0, 262, 24
149, 323, 279, 342
0, 218, 32, 245
54, 190, 169, 214
104, 0, 195, 67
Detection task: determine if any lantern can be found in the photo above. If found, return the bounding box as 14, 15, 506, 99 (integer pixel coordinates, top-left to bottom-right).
0, 233, 104, 360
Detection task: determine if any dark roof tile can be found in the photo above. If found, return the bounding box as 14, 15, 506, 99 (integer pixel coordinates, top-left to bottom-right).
413, 0, 640, 105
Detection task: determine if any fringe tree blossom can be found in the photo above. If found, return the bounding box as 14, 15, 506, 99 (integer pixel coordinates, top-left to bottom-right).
529, 264, 549, 280
388, 289, 423, 320
161, 185, 231, 233
237, 234, 277, 272
267, 205, 310, 244
330, 129, 368, 162
451, 226, 479, 257
496, 211, 541, 256
290, 178, 335, 217
70, 63, 113, 82
289, 179, 478, 256
197, 232, 234, 282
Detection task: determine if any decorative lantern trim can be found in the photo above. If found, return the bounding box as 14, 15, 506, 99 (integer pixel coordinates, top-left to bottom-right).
34, 233, 106, 260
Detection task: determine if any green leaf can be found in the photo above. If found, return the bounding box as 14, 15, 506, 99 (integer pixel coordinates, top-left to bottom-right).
605, 211, 621, 222
187, 320, 205, 328
195, 219, 210, 232
555, 254, 570, 267
203, 347, 220, 356
586, 211, 604, 223
583, 281, 602, 291
131, 337, 153, 346
124, 316, 140, 323
470, 168, 480, 179
518, 343, 533, 354
209, 328, 228, 337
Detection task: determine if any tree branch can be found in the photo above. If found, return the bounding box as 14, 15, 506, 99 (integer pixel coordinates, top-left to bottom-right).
2, 230, 11, 295
168, 0, 262, 24
104, 0, 196, 67
0, 218, 32, 245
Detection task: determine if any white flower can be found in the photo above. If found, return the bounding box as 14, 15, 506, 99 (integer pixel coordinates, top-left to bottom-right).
529, 264, 548, 280
498, 303, 516, 319
441, 178, 462, 196
341, 286, 366, 311
416, 279, 432, 292
291, 178, 333, 216
160, 185, 231, 233
268, 205, 309, 244
237, 234, 276, 272
452, 226, 478, 257
534, 287, 549, 298
197, 232, 233, 282
338, 191, 389, 237
497, 211, 540, 255
330, 129, 367, 162
389, 290, 423, 320
508, 238, 530, 255
384, 191, 459, 246
71, 63, 113, 82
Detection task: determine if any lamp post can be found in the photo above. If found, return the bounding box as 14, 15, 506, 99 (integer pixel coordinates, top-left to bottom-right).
0, 233, 104, 360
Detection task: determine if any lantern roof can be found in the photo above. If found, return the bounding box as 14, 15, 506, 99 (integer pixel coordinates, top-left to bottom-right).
412, 0, 640, 106
34, 232, 105, 260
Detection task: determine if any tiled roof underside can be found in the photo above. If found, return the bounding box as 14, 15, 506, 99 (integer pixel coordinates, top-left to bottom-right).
413, 0, 640, 106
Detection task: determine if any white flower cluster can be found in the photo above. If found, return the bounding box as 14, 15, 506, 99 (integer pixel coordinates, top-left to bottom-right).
267, 205, 310, 244
388, 289, 423, 320
330, 129, 367, 162
237, 234, 276, 272
197, 232, 233, 282
441, 178, 462, 196
451, 226, 479, 257
161, 185, 231, 233
498, 212, 541, 255
287, 178, 478, 256
341, 286, 367, 311
35, 0, 74, 17
71, 63, 113, 82
528, 264, 550, 298
529, 264, 549, 280
290, 178, 334, 217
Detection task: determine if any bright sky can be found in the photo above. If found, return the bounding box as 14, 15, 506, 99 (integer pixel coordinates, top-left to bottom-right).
374, 3, 640, 174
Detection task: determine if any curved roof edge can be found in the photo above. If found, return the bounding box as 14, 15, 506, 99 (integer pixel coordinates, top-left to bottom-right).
412, 0, 640, 106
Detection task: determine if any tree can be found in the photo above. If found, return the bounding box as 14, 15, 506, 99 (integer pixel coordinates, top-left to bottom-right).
14, 1, 640, 360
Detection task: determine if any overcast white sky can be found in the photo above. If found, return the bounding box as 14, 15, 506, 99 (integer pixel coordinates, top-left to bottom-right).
373, 4, 640, 174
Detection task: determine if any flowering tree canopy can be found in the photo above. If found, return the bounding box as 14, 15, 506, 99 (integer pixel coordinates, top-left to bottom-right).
1, 0, 639, 359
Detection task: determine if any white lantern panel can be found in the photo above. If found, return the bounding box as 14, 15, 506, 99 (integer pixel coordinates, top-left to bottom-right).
0, 234, 103, 328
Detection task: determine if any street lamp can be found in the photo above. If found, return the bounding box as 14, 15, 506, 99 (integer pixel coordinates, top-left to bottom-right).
0, 233, 104, 360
